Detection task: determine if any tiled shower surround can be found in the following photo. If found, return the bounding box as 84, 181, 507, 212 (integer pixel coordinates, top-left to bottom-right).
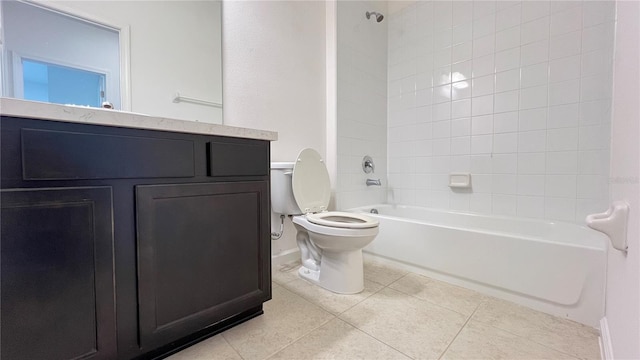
336, 1, 388, 210
385, 0, 614, 222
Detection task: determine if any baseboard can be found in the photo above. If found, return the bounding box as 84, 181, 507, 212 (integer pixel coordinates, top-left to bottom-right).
271, 248, 300, 266
600, 317, 614, 360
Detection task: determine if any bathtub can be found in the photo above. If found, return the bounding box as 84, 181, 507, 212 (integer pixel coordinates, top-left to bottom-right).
350, 204, 608, 327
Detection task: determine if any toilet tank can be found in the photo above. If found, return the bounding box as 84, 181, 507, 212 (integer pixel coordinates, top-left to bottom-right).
270, 162, 302, 215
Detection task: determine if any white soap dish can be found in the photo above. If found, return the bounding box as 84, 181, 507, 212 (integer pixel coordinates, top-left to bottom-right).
449, 173, 471, 189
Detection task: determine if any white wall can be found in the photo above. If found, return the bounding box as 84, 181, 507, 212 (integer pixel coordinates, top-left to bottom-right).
386, 0, 614, 223
222, 1, 327, 258
47, 0, 223, 123
335, 1, 388, 210
603, 1, 640, 358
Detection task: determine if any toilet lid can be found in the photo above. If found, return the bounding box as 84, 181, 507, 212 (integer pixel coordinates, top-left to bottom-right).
292, 148, 331, 214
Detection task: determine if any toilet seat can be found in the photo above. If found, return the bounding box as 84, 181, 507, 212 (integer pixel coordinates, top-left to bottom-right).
306, 211, 378, 229
291, 148, 332, 214
292, 148, 379, 232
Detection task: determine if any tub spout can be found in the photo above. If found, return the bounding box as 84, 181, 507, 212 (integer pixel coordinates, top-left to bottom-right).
366, 178, 382, 186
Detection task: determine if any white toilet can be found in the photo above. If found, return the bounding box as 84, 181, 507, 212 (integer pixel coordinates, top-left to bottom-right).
271, 148, 379, 294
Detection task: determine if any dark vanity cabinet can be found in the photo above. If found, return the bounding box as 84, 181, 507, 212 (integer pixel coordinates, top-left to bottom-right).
0, 116, 272, 359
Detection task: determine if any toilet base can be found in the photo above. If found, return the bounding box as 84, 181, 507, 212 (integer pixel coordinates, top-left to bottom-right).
298, 249, 365, 294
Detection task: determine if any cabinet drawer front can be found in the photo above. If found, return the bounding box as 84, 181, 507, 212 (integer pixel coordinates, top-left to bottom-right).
207, 141, 268, 176
22, 129, 195, 180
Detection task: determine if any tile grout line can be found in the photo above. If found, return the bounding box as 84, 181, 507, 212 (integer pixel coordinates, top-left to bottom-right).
220, 333, 246, 360
436, 301, 482, 360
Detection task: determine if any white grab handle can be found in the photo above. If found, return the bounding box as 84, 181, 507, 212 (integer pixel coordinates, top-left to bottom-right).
586, 201, 630, 252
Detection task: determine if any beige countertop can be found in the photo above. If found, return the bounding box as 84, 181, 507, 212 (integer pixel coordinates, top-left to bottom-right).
0, 98, 278, 141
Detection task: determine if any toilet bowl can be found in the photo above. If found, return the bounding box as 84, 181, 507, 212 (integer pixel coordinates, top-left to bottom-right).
271, 148, 379, 294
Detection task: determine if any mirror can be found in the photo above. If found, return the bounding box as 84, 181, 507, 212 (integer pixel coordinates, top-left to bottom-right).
0, 0, 223, 124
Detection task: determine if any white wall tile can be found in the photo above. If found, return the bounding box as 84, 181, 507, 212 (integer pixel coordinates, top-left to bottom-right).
433, 120, 451, 138
494, 132, 518, 153
451, 99, 472, 119
581, 50, 610, 76
579, 125, 608, 150
545, 174, 577, 197
471, 114, 493, 135
521, 62, 549, 88
582, 1, 615, 28
473, 34, 496, 57
451, 136, 471, 155
545, 197, 576, 221
433, 84, 452, 103
492, 174, 517, 194
520, 85, 548, 110
473, 174, 493, 192
473, 13, 496, 39
580, 100, 611, 126
521, 1, 550, 23
549, 30, 582, 60
494, 111, 519, 133
517, 195, 545, 218
519, 108, 547, 131
577, 174, 607, 198
473, 1, 497, 19
582, 22, 613, 52
521, 40, 549, 66
452, 42, 473, 63
494, 90, 519, 113
581, 74, 611, 102
518, 152, 546, 174
473, 53, 496, 77
546, 151, 578, 174
518, 174, 546, 195
453, 1, 473, 27
518, 130, 546, 152
550, 5, 583, 36
495, 48, 520, 72
493, 153, 518, 173
495, 26, 520, 52
492, 194, 517, 215
496, 3, 521, 31
470, 193, 493, 213
471, 134, 493, 154
453, 22, 473, 44
549, 55, 581, 83
471, 154, 493, 173
548, 103, 579, 128
549, 79, 580, 106
547, 127, 579, 151
472, 94, 494, 116
432, 102, 451, 121
521, 16, 550, 45
451, 117, 471, 136
495, 69, 520, 92
380, 0, 612, 223
472, 74, 495, 97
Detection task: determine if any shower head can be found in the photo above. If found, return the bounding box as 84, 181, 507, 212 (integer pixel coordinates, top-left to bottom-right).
366, 11, 384, 23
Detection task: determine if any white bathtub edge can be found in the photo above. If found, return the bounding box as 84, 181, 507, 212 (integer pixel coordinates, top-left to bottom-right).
599, 317, 613, 360
363, 252, 602, 328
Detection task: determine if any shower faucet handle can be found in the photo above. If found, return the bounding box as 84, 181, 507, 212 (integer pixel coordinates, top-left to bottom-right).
363, 155, 375, 174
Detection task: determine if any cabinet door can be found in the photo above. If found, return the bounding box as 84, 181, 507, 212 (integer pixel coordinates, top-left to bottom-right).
1, 187, 116, 360
136, 181, 270, 349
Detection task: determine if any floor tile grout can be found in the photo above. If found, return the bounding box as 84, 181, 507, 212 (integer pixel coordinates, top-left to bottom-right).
437, 302, 481, 360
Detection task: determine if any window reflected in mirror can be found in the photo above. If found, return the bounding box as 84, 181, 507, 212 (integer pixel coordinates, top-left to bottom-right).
2, 0, 121, 109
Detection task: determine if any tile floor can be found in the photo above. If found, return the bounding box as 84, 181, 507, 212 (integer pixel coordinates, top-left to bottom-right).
168, 259, 601, 360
